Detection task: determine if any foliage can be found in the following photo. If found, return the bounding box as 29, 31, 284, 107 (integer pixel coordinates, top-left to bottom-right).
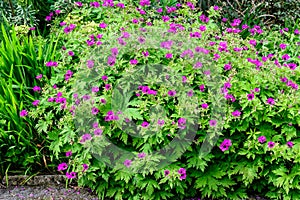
8, 1, 300, 200
0, 23, 61, 177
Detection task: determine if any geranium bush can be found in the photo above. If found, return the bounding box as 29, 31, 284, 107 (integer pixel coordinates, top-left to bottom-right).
22, 1, 300, 199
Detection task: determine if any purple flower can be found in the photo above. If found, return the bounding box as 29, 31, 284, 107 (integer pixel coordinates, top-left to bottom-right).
33, 86, 41, 92
102, 75, 108, 81
66, 172, 76, 179
194, 62, 203, 69
232, 110, 241, 117
287, 141, 294, 148
130, 59, 138, 65
142, 51, 149, 57
93, 127, 102, 135
187, 90, 194, 97
209, 120, 217, 127
266, 98, 275, 105
179, 173, 187, 180
224, 63, 232, 71
124, 159, 132, 168
58, 162, 68, 171
168, 90, 176, 96
258, 136, 266, 143
107, 56, 116, 66
141, 121, 149, 128
157, 119, 165, 126
164, 170, 170, 176
247, 93, 254, 100
82, 164, 89, 172
249, 40, 257, 46
105, 84, 111, 90
32, 100, 40, 106
68, 51, 74, 56
165, 53, 173, 59
99, 23, 107, 28
201, 103, 208, 109
111, 47, 119, 56
20, 109, 28, 117
138, 152, 146, 158
66, 151, 72, 157
199, 84, 205, 92
268, 141, 275, 148
80, 134, 92, 143
91, 87, 99, 93
36, 74, 43, 80
282, 54, 290, 61
178, 168, 186, 175
91, 107, 99, 115
279, 43, 287, 50
219, 139, 232, 152
178, 118, 186, 129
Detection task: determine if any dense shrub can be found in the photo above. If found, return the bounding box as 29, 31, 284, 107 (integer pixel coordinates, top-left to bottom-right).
19, 1, 300, 199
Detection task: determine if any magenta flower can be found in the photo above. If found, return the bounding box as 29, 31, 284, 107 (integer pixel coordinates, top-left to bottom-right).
66, 172, 76, 179
164, 170, 170, 176
268, 141, 275, 148
124, 159, 132, 168
99, 23, 107, 28
32, 100, 40, 106
20, 109, 28, 117
91, 107, 99, 115
91, 87, 99, 93
138, 152, 146, 158
80, 134, 92, 143
75, 2, 83, 7
249, 40, 256, 46
102, 75, 108, 81
247, 93, 254, 100
187, 90, 194, 97
33, 86, 41, 92
201, 103, 208, 109
219, 139, 232, 152
179, 173, 187, 180
142, 51, 149, 57
266, 98, 275, 105
232, 110, 241, 117
68, 51, 74, 56
178, 168, 186, 175
194, 62, 203, 69
282, 54, 290, 61
105, 84, 111, 90
157, 119, 165, 126
279, 43, 287, 50
36, 74, 43, 79
94, 128, 103, 136
209, 120, 217, 127
165, 53, 173, 59
141, 121, 149, 128
258, 136, 266, 143
168, 90, 176, 96
199, 84, 205, 92
287, 141, 294, 148
130, 59, 138, 65
57, 162, 68, 171
82, 164, 89, 172
224, 63, 232, 71
66, 151, 72, 157
178, 118, 186, 129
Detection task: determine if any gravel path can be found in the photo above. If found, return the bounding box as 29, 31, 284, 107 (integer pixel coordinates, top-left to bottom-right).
0, 175, 269, 200
0, 185, 99, 200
